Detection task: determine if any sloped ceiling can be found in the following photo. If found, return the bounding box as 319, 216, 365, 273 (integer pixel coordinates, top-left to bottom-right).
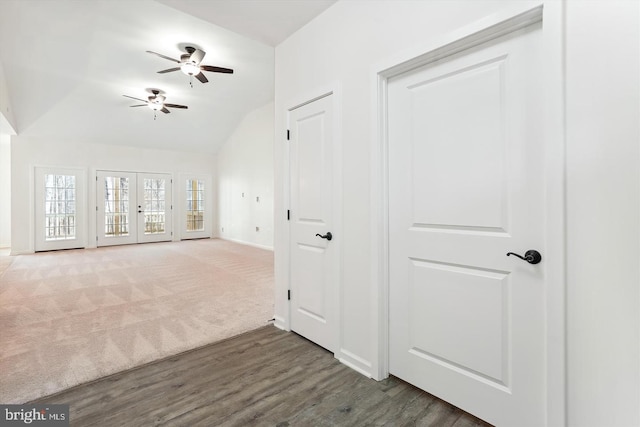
157, 0, 336, 46
0, 0, 333, 154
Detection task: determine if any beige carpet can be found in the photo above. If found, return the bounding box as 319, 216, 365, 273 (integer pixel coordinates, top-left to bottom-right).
0, 239, 274, 404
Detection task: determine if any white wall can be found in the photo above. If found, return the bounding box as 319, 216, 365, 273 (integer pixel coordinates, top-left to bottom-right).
11, 135, 216, 254
217, 102, 274, 249
566, 1, 640, 426
0, 61, 17, 132
0, 134, 11, 248
275, 0, 640, 425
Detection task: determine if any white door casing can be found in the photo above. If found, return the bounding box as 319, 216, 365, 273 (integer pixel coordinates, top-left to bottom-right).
387, 15, 547, 427
96, 171, 172, 246
35, 167, 86, 252
288, 94, 338, 353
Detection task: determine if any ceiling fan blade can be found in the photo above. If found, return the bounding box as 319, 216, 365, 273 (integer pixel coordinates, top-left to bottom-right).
129, 104, 147, 107
123, 95, 148, 103
157, 67, 181, 74
161, 107, 171, 114
190, 48, 205, 64
146, 50, 180, 63
165, 103, 188, 109
200, 65, 234, 74
194, 72, 208, 83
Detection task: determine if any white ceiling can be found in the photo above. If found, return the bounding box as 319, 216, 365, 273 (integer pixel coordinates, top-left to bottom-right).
157, 0, 336, 47
0, 0, 335, 154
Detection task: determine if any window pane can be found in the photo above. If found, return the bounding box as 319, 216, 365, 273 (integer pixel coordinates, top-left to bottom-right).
186, 179, 205, 231
143, 178, 166, 235
44, 174, 76, 241
104, 176, 130, 237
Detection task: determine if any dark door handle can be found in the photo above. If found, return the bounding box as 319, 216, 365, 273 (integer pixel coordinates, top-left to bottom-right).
506, 250, 542, 264
316, 232, 333, 241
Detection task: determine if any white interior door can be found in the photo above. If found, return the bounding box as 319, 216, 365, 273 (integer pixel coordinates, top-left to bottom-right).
289, 94, 337, 352
35, 167, 86, 251
388, 23, 546, 426
97, 171, 172, 246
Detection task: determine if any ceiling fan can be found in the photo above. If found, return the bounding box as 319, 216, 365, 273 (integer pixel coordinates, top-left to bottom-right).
146, 46, 234, 87
123, 89, 187, 119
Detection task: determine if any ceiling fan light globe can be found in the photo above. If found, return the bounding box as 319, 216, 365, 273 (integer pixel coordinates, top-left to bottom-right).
181, 63, 200, 76
149, 102, 163, 111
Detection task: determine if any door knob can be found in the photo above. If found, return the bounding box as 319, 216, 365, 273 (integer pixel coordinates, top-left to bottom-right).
506, 250, 542, 264
315, 232, 333, 241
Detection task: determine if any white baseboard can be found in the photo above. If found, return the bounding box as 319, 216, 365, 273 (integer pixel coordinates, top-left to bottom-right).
273, 315, 288, 331
338, 349, 373, 378
219, 237, 273, 251
10, 249, 34, 256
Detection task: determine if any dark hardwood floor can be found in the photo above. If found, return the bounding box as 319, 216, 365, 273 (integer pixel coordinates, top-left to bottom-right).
36, 326, 492, 426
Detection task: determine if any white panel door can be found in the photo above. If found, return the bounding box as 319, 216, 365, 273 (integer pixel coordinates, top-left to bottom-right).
35, 167, 86, 251
289, 94, 336, 352
388, 23, 545, 426
97, 171, 172, 246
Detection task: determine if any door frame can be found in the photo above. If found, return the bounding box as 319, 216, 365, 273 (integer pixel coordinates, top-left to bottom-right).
281, 84, 344, 359
370, 2, 566, 426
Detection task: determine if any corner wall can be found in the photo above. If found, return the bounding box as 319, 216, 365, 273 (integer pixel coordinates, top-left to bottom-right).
565, 1, 640, 425
217, 102, 274, 249
0, 133, 10, 248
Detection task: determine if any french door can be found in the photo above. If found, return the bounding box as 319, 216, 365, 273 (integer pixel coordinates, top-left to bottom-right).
35, 167, 86, 251
96, 171, 172, 246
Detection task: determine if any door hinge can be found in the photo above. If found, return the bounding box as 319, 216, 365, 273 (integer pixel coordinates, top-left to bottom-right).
96, 206, 98, 211
96, 236, 98, 242
287, 209, 290, 221
95, 176, 98, 181
287, 290, 291, 300
287, 129, 290, 140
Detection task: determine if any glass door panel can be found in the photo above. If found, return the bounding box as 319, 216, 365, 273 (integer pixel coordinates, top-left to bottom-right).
137, 173, 172, 243
181, 175, 211, 240
97, 171, 137, 246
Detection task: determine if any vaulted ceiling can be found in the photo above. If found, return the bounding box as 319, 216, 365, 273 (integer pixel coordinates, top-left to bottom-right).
0, 0, 335, 153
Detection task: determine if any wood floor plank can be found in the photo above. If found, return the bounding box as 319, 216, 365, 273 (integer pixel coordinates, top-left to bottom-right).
36, 326, 493, 426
